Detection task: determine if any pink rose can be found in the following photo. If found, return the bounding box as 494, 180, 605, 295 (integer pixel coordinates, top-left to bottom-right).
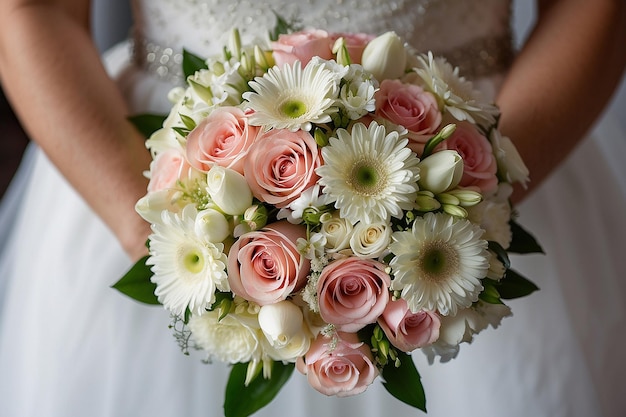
317, 257, 391, 332
147, 149, 193, 192
272, 29, 334, 67
243, 128, 321, 208
375, 79, 442, 135
445, 121, 498, 194
227, 221, 310, 305
185, 106, 260, 174
378, 298, 440, 352
297, 332, 378, 397
329, 32, 375, 64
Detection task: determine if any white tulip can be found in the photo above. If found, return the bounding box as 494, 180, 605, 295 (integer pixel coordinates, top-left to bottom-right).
206, 166, 253, 215
361, 31, 407, 80
418, 150, 464, 194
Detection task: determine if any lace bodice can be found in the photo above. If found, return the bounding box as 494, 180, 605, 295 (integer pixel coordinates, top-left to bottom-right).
131, 0, 513, 84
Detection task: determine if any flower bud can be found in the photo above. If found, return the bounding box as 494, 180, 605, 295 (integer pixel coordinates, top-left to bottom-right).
258, 300, 311, 361
418, 150, 464, 194
332, 37, 352, 66
194, 208, 230, 243
442, 203, 468, 218
446, 188, 483, 207
206, 166, 253, 215
361, 31, 406, 80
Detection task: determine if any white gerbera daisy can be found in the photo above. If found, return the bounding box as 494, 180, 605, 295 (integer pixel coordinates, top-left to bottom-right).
317, 121, 420, 225
412, 52, 499, 128
147, 205, 229, 316
389, 211, 488, 316
242, 60, 339, 131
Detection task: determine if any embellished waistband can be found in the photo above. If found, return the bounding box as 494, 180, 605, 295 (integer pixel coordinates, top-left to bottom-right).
131, 32, 514, 84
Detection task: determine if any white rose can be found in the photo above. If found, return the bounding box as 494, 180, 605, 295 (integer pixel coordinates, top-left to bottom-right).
188, 310, 261, 364
206, 166, 253, 215
361, 31, 407, 80
320, 213, 353, 252
490, 129, 530, 187
349, 221, 391, 258
194, 208, 230, 243
258, 300, 311, 362
417, 150, 464, 194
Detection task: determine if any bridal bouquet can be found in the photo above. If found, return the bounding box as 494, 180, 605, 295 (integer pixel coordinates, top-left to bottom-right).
115, 20, 541, 417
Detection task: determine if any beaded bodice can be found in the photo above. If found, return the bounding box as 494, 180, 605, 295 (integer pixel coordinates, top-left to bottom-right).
131, 0, 514, 84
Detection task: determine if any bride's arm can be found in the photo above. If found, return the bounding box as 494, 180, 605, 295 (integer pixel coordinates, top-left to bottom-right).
0, 0, 151, 260
497, 0, 626, 203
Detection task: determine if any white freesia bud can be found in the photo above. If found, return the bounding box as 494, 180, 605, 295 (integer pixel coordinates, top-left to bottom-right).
361, 31, 406, 80
206, 166, 253, 215
258, 300, 311, 361
418, 150, 464, 194
194, 208, 230, 243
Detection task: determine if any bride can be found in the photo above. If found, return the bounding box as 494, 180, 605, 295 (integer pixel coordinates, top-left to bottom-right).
0, 0, 624, 416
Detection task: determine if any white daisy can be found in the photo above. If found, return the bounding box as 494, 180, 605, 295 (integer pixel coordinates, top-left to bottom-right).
389, 211, 488, 316
242, 60, 339, 131
411, 52, 500, 129
147, 205, 229, 316
317, 121, 420, 225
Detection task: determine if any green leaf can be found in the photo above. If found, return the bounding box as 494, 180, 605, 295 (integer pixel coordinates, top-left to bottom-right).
497, 269, 540, 299
111, 256, 160, 305
508, 220, 544, 254
224, 361, 294, 417
381, 351, 426, 412
488, 240, 511, 269
128, 114, 167, 138
182, 49, 208, 79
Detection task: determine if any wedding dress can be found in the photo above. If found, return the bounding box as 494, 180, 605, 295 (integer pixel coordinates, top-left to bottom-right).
1, 0, 625, 416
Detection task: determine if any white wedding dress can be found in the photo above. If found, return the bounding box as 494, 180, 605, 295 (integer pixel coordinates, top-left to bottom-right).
1, 1, 625, 416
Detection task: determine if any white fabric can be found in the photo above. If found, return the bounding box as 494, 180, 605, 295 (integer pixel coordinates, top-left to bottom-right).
1, 1, 625, 416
